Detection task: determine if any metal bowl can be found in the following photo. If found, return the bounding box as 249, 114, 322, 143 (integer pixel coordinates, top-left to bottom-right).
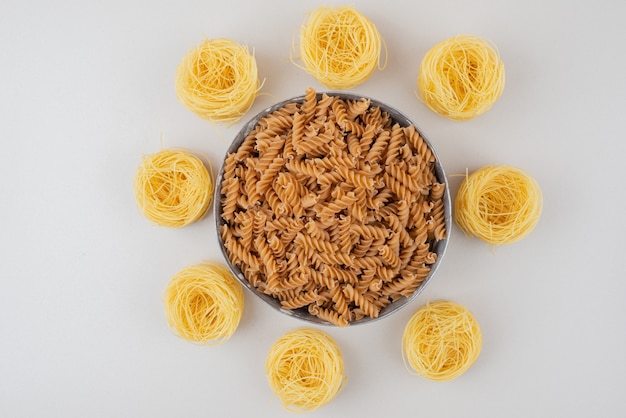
214, 92, 451, 326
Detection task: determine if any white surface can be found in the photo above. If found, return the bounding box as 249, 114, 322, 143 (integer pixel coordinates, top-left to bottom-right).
1, 0, 624, 417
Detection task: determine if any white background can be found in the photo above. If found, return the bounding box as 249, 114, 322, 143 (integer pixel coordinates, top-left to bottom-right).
1, 0, 624, 417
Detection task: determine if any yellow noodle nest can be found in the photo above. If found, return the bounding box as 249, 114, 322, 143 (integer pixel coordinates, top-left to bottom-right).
294, 6, 384, 90
175, 38, 261, 124
417, 35, 505, 121
454, 165, 542, 246
164, 262, 244, 345
265, 328, 346, 412
402, 300, 482, 382
134, 149, 213, 228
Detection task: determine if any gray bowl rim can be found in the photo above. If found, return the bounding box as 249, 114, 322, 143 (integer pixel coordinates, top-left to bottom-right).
213, 91, 452, 327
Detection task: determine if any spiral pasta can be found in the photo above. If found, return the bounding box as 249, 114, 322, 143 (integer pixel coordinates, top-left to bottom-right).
134, 149, 213, 228
293, 6, 384, 89
175, 38, 261, 124
265, 328, 346, 412
454, 165, 542, 246
164, 261, 244, 345
402, 301, 482, 382
218, 88, 448, 326
417, 35, 505, 121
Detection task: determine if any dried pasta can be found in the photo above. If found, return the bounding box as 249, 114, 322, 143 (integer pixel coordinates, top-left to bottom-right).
292, 6, 385, 90
164, 261, 244, 345
417, 35, 505, 121
454, 165, 542, 246
175, 38, 261, 124
218, 88, 448, 326
265, 328, 346, 412
402, 300, 482, 381
134, 149, 213, 228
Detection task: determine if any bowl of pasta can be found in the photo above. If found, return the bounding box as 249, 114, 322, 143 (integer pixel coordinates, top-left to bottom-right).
215, 88, 451, 327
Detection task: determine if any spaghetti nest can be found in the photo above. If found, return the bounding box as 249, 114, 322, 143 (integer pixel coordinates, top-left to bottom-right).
164, 262, 244, 345
175, 38, 261, 124
454, 165, 542, 246
417, 35, 505, 121
294, 6, 384, 90
134, 149, 213, 228
402, 301, 482, 382
265, 328, 346, 412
